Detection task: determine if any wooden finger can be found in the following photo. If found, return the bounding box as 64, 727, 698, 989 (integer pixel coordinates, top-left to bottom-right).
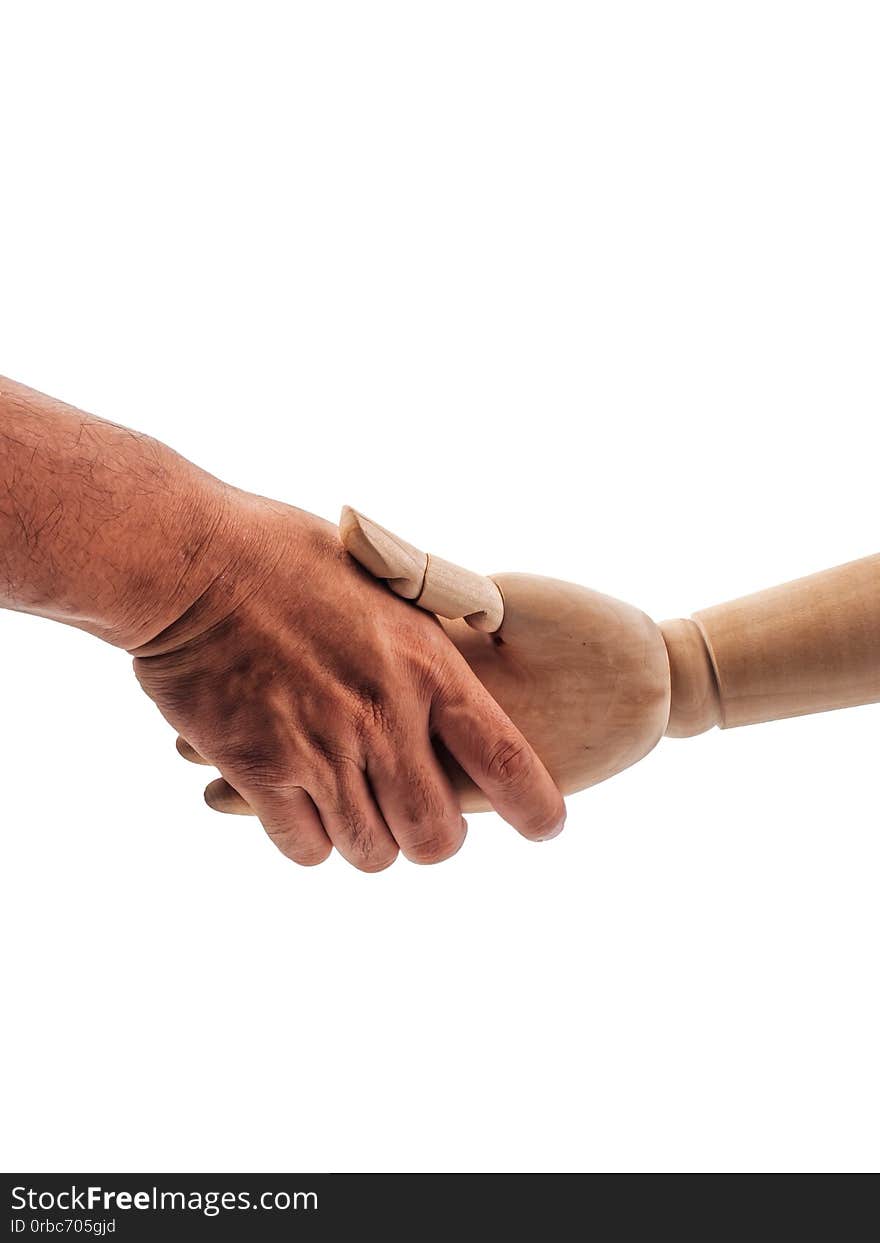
339, 506, 504, 632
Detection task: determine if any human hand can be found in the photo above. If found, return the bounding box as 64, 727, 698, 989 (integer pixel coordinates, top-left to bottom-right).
132, 493, 566, 871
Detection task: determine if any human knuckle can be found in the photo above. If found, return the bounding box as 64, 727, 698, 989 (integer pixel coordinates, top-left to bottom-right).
343, 808, 397, 870
223, 748, 293, 789
256, 799, 325, 851
405, 821, 464, 865
484, 735, 533, 787
265, 827, 330, 868
261, 815, 296, 842
355, 848, 398, 874
524, 805, 562, 839
290, 839, 333, 868
329, 804, 377, 860
346, 822, 398, 872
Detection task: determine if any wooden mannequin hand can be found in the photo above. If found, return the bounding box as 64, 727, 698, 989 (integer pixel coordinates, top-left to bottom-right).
135, 498, 566, 870
336, 508, 880, 802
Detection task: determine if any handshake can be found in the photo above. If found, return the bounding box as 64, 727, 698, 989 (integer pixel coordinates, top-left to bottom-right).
3, 377, 877, 874
147, 501, 880, 873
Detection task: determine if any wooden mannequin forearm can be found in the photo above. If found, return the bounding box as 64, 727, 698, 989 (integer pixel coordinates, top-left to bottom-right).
0, 377, 231, 649
662, 553, 880, 735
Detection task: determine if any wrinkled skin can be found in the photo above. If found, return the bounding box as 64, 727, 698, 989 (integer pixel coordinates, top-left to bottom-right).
132, 499, 566, 871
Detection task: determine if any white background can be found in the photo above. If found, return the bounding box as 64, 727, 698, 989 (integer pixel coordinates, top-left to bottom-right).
1, 1, 878, 1174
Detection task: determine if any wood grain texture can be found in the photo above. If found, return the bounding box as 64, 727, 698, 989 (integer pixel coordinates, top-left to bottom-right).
690, 553, 880, 729
438, 573, 670, 810
418, 555, 505, 633
340, 506, 504, 631
338, 506, 426, 599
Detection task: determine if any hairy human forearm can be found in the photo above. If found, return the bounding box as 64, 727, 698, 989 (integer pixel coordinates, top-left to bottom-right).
0, 376, 233, 649
0, 375, 565, 869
